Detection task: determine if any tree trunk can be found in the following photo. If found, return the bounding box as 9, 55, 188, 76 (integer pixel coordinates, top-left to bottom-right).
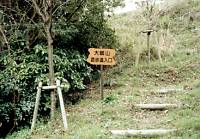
45, 22, 55, 120
44, 0, 56, 120
31, 0, 56, 120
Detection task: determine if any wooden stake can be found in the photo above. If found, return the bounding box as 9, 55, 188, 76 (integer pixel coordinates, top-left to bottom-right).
31, 82, 42, 133
141, 30, 155, 64
100, 65, 104, 100
147, 32, 151, 64
110, 129, 176, 137
155, 32, 163, 64
56, 80, 68, 130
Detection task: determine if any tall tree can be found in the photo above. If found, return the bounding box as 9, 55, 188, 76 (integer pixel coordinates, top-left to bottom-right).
30, 0, 56, 119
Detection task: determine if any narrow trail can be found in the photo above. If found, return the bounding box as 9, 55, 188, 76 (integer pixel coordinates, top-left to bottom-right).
132, 88, 184, 129
104, 72, 195, 137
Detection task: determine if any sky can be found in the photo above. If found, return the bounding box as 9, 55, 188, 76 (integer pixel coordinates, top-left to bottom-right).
113, 0, 166, 14
113, 0, 139, 14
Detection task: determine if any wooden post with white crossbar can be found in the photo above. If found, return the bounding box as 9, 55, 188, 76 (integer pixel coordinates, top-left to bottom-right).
31, 79, 68, 133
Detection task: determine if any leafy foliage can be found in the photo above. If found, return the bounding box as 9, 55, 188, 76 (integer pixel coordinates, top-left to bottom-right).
0, 0, 121, 137
0, 44, 91, 135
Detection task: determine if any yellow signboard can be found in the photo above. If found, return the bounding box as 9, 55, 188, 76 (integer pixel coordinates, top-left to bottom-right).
87, 48, 116, 65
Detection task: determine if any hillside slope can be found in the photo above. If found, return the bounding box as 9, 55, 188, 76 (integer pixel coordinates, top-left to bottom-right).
7, 0, 200, 139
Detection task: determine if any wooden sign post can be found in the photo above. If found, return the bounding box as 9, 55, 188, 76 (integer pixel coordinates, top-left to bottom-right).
100, 64, 104, 100
87, 48, 116, 100
141, 30, 156, 64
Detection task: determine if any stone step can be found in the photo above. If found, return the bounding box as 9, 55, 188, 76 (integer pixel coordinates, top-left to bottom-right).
144, 88, 189, 94
134, 104, 178, 110
156, 88, 185, 94
110, 129, 177, 137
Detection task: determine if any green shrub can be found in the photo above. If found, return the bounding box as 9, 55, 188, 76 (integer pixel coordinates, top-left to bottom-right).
0, 0, 120, 137
0, 44, 92, 135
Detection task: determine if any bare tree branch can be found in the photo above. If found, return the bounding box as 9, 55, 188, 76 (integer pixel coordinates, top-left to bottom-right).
0, 24, 11, 54
31, 0, 46, 21
52, 0, 69, 15
66, 0, 86, 22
